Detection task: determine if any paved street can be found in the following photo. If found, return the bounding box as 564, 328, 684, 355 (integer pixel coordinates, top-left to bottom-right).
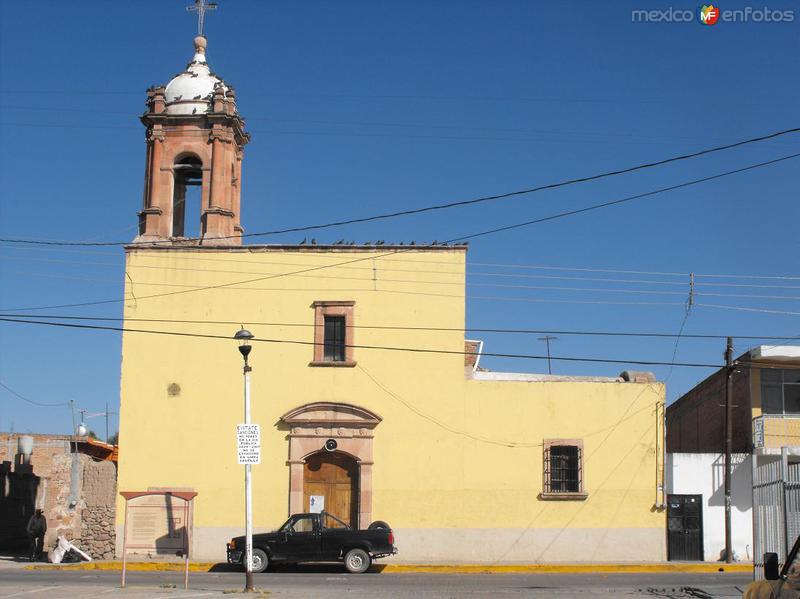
0, 568, 751, 598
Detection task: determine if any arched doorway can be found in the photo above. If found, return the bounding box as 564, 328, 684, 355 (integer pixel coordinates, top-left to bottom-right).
281, 402, 381, 528
303, 452, 358, 527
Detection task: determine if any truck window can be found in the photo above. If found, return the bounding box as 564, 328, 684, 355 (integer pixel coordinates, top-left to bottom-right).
292, 516, 315, 533
322, 512, 349, 530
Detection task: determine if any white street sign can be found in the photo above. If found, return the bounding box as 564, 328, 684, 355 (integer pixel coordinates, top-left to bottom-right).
236, 424, 261, 465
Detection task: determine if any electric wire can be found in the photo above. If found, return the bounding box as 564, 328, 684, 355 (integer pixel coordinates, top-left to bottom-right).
0, 312, 793, 341
3, 243, 800, 285
0, 316, 725, 369
0, 127, 798, 247
0, 380, 70, 407
2, 152, 798, 313
6, 250, 800, 291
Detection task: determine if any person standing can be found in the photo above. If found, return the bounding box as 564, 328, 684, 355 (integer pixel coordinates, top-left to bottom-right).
26, 509, 47, 562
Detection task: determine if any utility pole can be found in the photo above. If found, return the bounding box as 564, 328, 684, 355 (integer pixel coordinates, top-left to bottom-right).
69, 400, 77, 451
724, 336, 733, 563
538, 336, 557, 374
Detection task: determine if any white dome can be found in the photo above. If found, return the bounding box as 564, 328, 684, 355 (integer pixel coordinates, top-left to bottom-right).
164, 36, 228, 115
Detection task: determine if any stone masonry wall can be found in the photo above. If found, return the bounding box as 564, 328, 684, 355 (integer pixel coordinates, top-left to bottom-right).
0, 433, 117, 559
79, 459, 117, 559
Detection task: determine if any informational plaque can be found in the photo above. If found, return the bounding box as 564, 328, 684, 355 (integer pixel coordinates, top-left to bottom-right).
309, 495, 325, 513
120, 491, 196, 590
124, 493, 189, 553
237, 424, 261, 465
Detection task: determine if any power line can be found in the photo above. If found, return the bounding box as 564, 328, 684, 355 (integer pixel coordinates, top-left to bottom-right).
0, 312, 794, 340
0, 380, 70, 407
695, 303, 800, 317
9, 251, 800, 290
0, 316, 725, 369
3, 152, 798, 313
4, 243, 800, 285
5, 257, 800, 305
1, 127, 798, 247
13, 263, 800, 301
447, 153, 800, 244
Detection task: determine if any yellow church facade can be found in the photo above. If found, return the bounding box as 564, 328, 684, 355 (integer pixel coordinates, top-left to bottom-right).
115, 34, 666, 562
116, 246, 666, 562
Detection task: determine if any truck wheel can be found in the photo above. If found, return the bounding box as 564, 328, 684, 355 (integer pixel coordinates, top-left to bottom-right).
250, 548, 269, 574
368, 520, 390, 530
344, 548, 371, 574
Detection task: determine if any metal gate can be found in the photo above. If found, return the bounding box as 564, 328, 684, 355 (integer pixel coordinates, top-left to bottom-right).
667, 494, 704, 561
753, 453, 800, 579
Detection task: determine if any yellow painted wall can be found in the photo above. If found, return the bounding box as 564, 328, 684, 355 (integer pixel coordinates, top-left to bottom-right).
116, 247, 665, 560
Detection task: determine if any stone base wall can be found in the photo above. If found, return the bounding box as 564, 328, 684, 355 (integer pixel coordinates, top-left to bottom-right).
119, 524, 665, 563
79, 459, 117, 559
80, 506, 116, 559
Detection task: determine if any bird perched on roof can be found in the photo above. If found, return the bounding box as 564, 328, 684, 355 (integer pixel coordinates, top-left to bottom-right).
375, 240, 385, 245
310, 238, 317, 245
174, 95, 183, 101
334, 239, 345, 245
431, 240, 438, 246
409, 241, 416, 246
299, 238, 307, 245
193, 94, 202, 100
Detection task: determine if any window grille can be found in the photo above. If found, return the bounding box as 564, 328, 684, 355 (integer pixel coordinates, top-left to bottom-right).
543, 444, 582, 494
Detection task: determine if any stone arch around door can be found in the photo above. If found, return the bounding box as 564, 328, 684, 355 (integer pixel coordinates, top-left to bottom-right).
280, 402, 381, 528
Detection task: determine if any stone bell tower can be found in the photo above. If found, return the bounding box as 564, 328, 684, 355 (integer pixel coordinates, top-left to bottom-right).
135, 35, 250, 245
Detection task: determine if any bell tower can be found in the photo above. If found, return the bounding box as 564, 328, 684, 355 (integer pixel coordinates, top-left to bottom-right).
136, 34, 250, 246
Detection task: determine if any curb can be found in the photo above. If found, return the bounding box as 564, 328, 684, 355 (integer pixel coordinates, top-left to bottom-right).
26, 561, 754, 574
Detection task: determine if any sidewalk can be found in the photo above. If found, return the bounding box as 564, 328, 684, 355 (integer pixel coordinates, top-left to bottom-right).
0, 555, 37, 569
25, 559, 754, 574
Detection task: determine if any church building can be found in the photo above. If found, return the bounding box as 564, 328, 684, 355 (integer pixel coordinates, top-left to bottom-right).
116, 29, 667, 563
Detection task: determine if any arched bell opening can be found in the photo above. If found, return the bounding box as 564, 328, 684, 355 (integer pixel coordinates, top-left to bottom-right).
172, 155, 203, 238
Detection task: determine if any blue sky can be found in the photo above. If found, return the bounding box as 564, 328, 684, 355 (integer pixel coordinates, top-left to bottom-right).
0, 1, 798, 436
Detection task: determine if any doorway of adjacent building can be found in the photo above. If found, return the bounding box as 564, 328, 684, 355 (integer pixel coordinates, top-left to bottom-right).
303, 452, 359, 528
667, 494, 704, 561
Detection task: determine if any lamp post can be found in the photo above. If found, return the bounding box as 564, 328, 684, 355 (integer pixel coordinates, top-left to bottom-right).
234, 328, 255, 592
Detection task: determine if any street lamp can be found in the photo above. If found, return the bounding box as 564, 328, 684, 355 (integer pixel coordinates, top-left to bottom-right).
234, 328, 255, 592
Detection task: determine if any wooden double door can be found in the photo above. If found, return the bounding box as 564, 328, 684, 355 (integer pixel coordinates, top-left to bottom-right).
303, 452, 359, 527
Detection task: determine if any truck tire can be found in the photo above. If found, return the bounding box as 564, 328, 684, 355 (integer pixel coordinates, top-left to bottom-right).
250, 548, 269, 574
367, 520, 390, 530
344, 548, 371, 574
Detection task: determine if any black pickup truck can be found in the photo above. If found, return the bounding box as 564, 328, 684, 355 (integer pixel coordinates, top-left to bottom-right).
226, 511, 397, 573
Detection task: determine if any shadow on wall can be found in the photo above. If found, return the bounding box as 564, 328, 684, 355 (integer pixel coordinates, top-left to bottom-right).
0, 463, 40, 552
709, 454, 753, 511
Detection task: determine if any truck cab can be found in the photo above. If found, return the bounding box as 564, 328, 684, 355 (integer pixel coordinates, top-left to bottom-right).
744, 535, 800, 598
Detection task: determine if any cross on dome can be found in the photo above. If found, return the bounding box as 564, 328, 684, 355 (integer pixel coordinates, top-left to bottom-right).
186, 0, 217, 37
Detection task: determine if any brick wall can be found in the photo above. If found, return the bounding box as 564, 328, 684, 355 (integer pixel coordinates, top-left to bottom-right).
666, 366, 752, 453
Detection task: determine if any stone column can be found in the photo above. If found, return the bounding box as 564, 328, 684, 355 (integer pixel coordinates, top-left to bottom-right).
288, 460, 304, 515
358, 461, 373, 528
209, 134, 224, 209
